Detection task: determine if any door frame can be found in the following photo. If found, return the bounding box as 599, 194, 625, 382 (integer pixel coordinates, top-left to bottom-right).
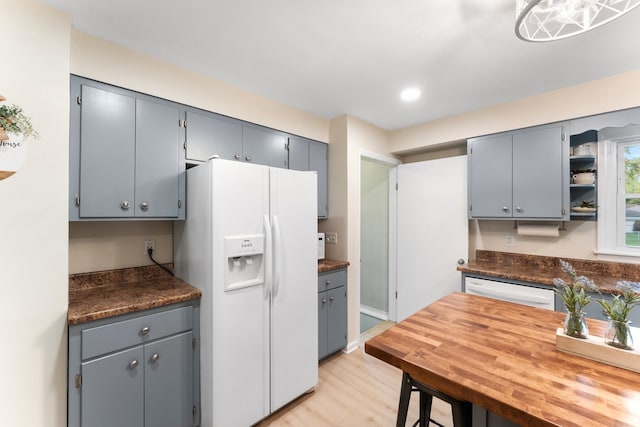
357, 149, 401, 328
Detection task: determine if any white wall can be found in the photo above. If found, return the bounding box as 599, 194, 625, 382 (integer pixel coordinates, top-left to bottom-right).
320, 115, 396, 347
0, 1, 70, 425
391, 72, 640, 263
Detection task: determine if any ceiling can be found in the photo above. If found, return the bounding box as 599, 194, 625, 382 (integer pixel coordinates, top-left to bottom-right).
43, 0, 640, 131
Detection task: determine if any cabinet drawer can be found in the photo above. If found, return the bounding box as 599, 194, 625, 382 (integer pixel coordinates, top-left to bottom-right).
318, 269, 347, 293
82, 306, 193, 360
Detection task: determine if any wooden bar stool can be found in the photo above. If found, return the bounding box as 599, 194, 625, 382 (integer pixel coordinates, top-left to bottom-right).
396, 372, 472, 427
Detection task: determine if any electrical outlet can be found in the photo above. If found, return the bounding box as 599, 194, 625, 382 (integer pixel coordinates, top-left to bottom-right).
505, 235, 514, 247
145, 239, 156, 253
325, 232, 338, 245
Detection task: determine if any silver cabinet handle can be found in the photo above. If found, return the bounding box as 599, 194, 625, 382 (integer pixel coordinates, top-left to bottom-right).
322, 299, 327, 304
129, 360, 138, 369
502, 206, 509, 212
140, 202, 149, 211
121, 201, 130, 210
325, 281, 331, 286
234, 153, 241, 160
457, 258, 465, 265
329, 296, 335, 302
245, 155, 252, 162
150, 354, 159, 363
515, 206, 523, 212
141, 326, 150, 336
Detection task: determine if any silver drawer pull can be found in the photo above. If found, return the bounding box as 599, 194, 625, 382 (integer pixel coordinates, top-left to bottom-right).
129, 360, 138, 369
150, 354, 159, 363
322, 299, 327, 304
140, 202, 149, 211
329, 296, 335, 301
141, 326, 150, 336
325, 281, 331, 286
502, 206, 509, 212
234, 153, 241, 160
121, 201, 130, 210
245, 155, 252, 161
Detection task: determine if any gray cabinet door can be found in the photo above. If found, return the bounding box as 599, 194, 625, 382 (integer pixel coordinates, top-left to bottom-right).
145, 331, 194, 427
135, 99, 181, 217
288, 136, 309, 171
309, 141, 328, 218
242, 126, 287, 168
81, 346, 144, 427
468, 133, 512, 218
185, 110, 242, 162
79, 84, 136, 218
326, 286, 347, 356
513, 126, 564, 218
318, 292, 329, 359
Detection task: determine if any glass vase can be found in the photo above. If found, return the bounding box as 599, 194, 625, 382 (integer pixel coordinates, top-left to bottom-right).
605, 320, 634, 350
564, 311, 589, 339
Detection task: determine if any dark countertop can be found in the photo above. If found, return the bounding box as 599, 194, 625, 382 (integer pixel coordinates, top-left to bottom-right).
318, 258, 350, 273
68, 265, 201, 325
458, 250, 640, 295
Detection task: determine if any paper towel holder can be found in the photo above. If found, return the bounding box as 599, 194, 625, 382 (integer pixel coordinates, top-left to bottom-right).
513, 221, 566, 232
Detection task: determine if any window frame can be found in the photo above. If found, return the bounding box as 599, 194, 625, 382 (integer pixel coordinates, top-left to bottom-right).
597, 127, 640, 257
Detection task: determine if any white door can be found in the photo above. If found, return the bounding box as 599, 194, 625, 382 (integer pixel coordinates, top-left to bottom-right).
269, 167, 318, 413
395, 156, 468, 322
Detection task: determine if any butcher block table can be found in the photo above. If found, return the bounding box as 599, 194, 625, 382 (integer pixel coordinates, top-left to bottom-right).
364, 292, 640, 427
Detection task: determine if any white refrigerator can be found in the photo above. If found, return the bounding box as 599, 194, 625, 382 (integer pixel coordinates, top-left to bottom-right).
174, 159, 318, 426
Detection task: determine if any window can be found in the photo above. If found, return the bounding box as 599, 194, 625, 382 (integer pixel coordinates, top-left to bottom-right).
598, 126, 640, 257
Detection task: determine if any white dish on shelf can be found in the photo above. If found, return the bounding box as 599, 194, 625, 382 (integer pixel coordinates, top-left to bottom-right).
571, 207, 596, 213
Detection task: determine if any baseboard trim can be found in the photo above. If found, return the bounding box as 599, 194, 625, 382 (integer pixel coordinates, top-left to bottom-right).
360, 305, 388, 321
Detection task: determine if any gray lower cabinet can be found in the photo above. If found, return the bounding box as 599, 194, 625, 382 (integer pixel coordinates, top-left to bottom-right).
468, 123, 569, 220
288, 136, 328, 218
68, 303, 199, 427
69, 75, 185, 220
318, 268, 347, 360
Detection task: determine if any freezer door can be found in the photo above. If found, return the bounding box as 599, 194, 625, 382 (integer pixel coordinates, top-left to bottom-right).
208, 160, 271, 427
269, 167, 319, 412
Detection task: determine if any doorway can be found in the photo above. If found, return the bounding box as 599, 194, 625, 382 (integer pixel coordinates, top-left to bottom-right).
359, 153, 398, 333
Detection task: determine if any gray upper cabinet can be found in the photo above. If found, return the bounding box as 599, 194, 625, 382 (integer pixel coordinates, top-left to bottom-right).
242, 125, 288, 168
184, 111, 288, 168
468, 123, 568, 220
78, 84, 137, 218
69, 76, 185, 221
184, 109, 243, 162
288, 136, 328, 218
309, 141, 328, 218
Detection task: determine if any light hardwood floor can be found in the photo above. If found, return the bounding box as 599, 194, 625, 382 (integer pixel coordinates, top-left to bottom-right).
258, 322, 453, 426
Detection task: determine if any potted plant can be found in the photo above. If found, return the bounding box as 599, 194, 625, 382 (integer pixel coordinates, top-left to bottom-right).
597, 282, 640, 350
553, 260, 599, 339
0, 100, 39, 141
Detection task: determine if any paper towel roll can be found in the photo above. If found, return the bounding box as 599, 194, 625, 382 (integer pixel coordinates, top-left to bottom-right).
516, 223, 559, 237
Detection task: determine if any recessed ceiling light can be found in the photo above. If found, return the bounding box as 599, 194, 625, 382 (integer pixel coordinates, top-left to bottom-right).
400, 87, 421, 102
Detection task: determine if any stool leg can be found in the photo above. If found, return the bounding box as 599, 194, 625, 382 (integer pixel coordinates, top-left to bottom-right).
396, 373, 412, 427
451, 400, 472, 427
419, 392, 433, 427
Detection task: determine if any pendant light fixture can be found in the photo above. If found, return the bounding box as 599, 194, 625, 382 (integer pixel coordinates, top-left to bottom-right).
515, 0, 640, 42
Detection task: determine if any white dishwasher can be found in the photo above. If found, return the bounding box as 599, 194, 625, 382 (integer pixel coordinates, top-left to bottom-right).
464, 276, 555, 310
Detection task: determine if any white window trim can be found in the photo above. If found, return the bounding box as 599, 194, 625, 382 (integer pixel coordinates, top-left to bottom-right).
596, 130, 640, 257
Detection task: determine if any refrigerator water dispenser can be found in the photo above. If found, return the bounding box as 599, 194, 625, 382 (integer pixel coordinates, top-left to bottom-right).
224, 235, 265, 291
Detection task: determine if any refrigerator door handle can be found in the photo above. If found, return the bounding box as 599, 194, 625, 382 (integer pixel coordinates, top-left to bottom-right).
272, 214, 282, 296
264, 214, 273, 295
